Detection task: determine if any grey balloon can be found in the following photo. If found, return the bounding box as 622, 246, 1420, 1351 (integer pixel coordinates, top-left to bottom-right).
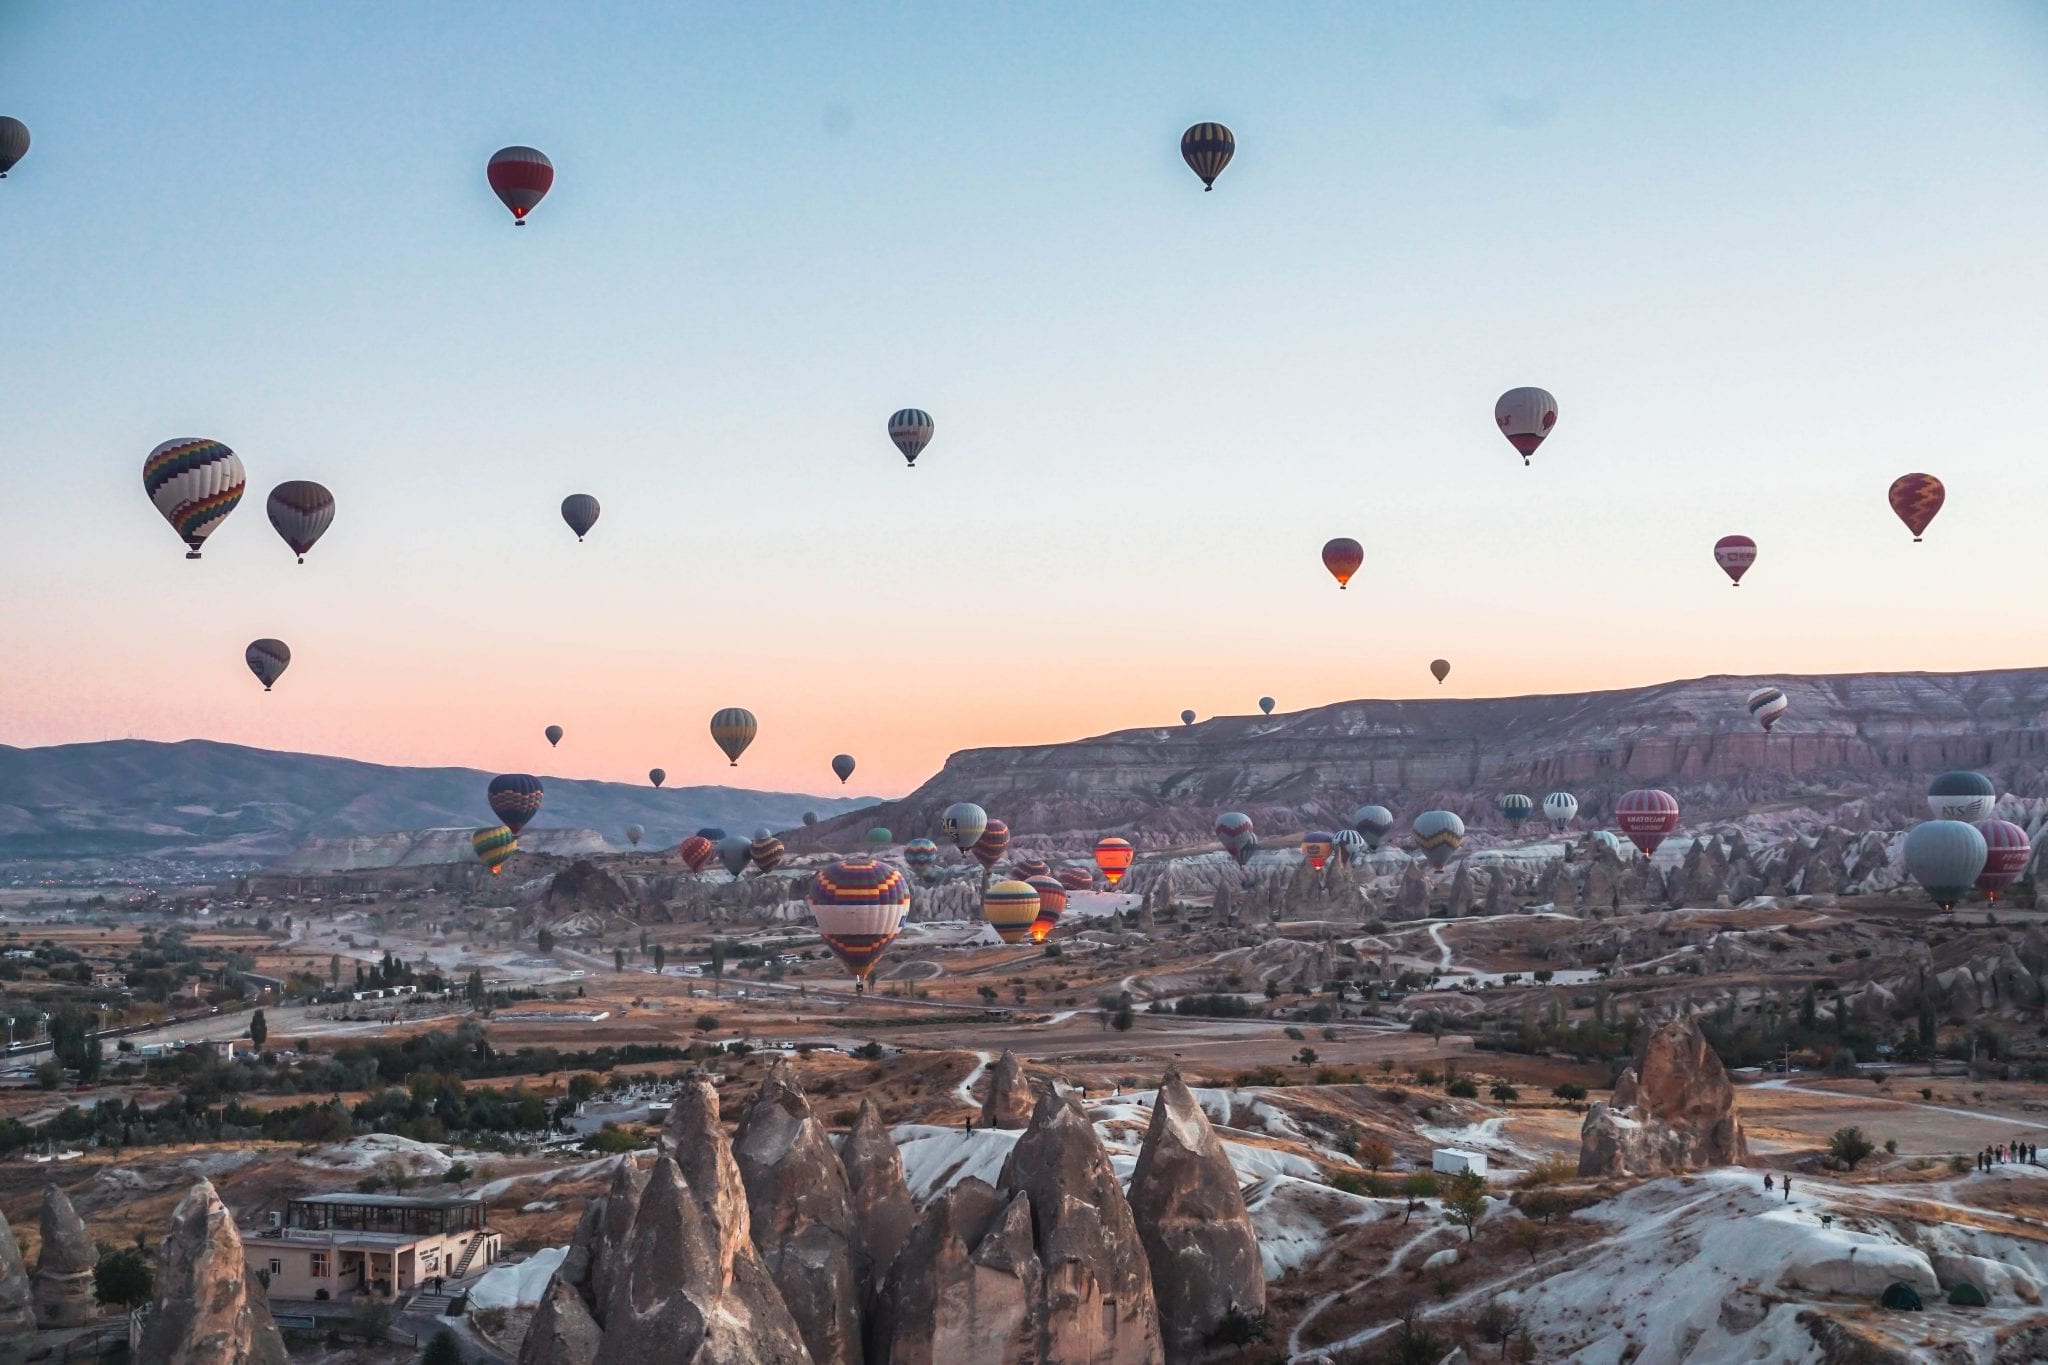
1258, 696, 1275, 716
1927, 770, 1995, 822
1351, 804, 1395, 848
561, 494, 601, 541
717, 834, 753, 877
0, 117, 27, 177
1903, 819, 1987, 910
625, 824, 644, 846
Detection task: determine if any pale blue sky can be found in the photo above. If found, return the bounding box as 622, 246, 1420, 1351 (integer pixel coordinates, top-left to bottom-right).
2, 3, 2044, 796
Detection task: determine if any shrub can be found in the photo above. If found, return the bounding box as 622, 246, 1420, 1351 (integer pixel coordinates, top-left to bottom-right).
1357, 1137, 1394, 1172
421, 1328, 468, 1365
1208, 1306, 1271, 1346
1415, 1067, 1440, 1086
1446, 1078, 1479, 1099
1829, 1126, 1875, 1170
93, 1243, 153, 1309
1552, 1082, 1588, 1104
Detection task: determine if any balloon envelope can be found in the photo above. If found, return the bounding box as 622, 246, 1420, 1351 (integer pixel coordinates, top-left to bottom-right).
808, 857, 911, 981
983, 879, 1042, 944
1215, 811, 1257, 866
488, 146, 553, 222
1430, 659, 1450, 684
1542, 792, 1579, 831
145, 439, 245, 558
710, 708, 757, 766
266, 481, 334, 562
487, 774, 544, 835
971, 819, 1010, 870
1714, 535, 1756, 586
717, 834, 753, 877
866, 827, 893, 846
0, 117, 29, 176
832, 754, 856, 784
1011, 859, 1051, 882
1301, 831, 1335, 871
1027, 876, 1067, 942
750, 832, 785, 873
1498, 794, 1535, 828
678, 835, 715, 873
1351, 805, 1395, 848
1057, 864, 1097, 891
1180, 122, 1234, 189
1747, 688, 1789, 733
888, 409, 934, 467
1615, 789, 1681, 858
904, 839, 940, 876
625, 824, 643, 847
1322, 537, 1364, 589
1259, 697, 1275, 716
544, 725, 563, 747
245, 639, 290, 691
1332, 829, 1367, 865
1888, 473, 1944, 540
1092, 836, 1134, 886
1904, 819, 1987, 910
561, 494, 600, 540
472, 825, 517, 876
1180, 710, 1196, 727
940, 803, 987, 852
1495, 387, 1558, 464
1928, 771, 1995, 822
649, 768, 666, 788
1973, 820, 2031, 901
1412, 811, 1465, 868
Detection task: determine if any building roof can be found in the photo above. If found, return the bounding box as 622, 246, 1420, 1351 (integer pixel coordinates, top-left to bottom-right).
290, 1192, 482, 1211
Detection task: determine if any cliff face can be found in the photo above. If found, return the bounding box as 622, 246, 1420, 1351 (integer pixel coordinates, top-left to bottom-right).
794, 669, 2048, 847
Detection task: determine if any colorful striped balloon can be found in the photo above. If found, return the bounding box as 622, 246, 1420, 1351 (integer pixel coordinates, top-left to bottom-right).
1888, 473, 1944, 541
265, 481, 334, 563
1027, 876, 1067, 943
1215, 812, 1257, 866
983, 879, 1042, 944
677, 835, 715, 873
710, 707, 758, 766
1180, 122, 1234, 190
808, 856, 911, 984
472, 825, 517, 876
1301, 831, 1335, 871
486, 774, 544, 835
1973, 820, 2031, 902
145, 439, 245, 558
749, 829, 785, 874
971, 818, 1010, 870
1057, 864, 1097, 891
1412, 810, 1465, 868
904, 838, 940, 878
245, 639, 290, 692
1746, 687, 1788, 733
1615, 789, 1681, 858
1713, 535, 1756, 586
1011, 858, 1051, 882
1092, 837, 1134, 886
487, 146, 553, 224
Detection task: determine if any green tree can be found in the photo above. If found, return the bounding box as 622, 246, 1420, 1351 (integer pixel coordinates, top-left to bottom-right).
1828, 1126, 1875, 1170
443, 1161, 473, 1188
1296, 1047, 1318, 1066
465, 969, 487, 1008
1475, 1299, 1523, 1358
652, 944, 667, 974
1551, 1082, 1587, 1105
977, 985, 998, 1005
1443, 1169, 1488, 1240
1386, 1307, 1444, 1365
1112, 996, 1135, 1032
50, 1007, 101, 1083
614, 947, 625, 973
1357, 1138, 1394, 1172
329, 954, 341, 986
1490, 1081, 1519, 1103
536, 926, 555, 955
420, 1328, 468, 1365
249, 1008, 268, 1049
94, 1243, 154, 1309
1799, 983, 1818, 1030
1400, 1172, 1438, 1224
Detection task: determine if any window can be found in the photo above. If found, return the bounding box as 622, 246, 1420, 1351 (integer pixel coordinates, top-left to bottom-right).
422, 1250, 439, 1272
310, 1252, 330, 1278
268, 1259, 281, 1277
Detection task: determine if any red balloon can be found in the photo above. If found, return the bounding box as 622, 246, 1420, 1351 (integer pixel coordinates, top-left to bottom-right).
1974, 820, 2030, 902
1713, 535, 1756, 587
488, 146, 554, 224
1614, 789, 1680, 858
1322, 537, 1364, 589
1888, 473, 1944, 541
677, 835, 715, 873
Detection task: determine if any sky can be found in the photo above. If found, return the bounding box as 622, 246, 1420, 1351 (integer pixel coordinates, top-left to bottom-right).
2, 2, 2045, 800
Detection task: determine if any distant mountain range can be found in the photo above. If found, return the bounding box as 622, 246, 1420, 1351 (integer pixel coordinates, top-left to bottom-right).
0, 739, 876, 861
793, 668, 2048, 850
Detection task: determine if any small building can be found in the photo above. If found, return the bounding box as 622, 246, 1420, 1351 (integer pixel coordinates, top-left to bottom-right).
243, 1193, 502, 1300
1432, 1148, 1487, 1178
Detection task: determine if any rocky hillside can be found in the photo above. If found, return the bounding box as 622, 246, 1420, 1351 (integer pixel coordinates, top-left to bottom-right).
0, 739, 875, 861
797, 668, 2048, 849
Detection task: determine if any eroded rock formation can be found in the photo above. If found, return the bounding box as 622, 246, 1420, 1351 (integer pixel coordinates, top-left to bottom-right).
135, 1179, 290, 1365
0, 1208, 33, 1365
980, 1050, 1034, 1129
1579, 1015, 1749, 1177
840, 1099, 915, 1288
32, 1184, 95, 1329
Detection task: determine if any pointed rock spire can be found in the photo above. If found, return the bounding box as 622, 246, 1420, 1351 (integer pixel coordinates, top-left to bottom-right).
872, 1177, 1028, 1363
0, 1207, 34, 1363
33, 1184, 95, 1329
662, 1078, 753, 1287
733, 1059, 865, 1365
840, 1098, 914, 1284
136, 1179, 289, 1365
980, 1050, 1034, 1129
587, 1154, 647, 1323
1128, 1069, 1266, 1362
519, 1277, 602, 1365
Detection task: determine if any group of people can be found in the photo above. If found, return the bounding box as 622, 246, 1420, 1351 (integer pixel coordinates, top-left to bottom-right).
1976, 1141, 2038, 1172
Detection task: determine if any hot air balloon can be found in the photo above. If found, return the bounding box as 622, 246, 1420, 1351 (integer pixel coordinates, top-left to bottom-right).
1215, 812, 1257, 867
1322, 537, 1364, 589
245, 639, 290, 691
1412, 811, 1465, 869
487, 774, 544, 835
904, 838, 940, 878
1713, 535, 1756, 587
1904, 819, 1987, 910
1011, 859, 1051, 882
649, 768, 666, 788
561, 494, 600, 541
717, 834, 753, 877
710, 708, 757, 766
983, 879, 1042, 944
1180, 710, 1196, 727
678, 835, 715, 873
802, 812, 818, 826
1542, 792, 1578, 832
1430, 659, 1450, 684
696, 827, 727, 842
472, 825, 517, 876
1351, 805, 1395, 849
625, 824, 644, 847
1973, 820, 2031, 902
1888, 473, 1944, 541
866, 827, 893, 848
1057, 864, 1096, 891
1591, 829, 1623, 858
832, 754, 856, 784
487, 145, 553, 224
1180, 122, 1234, 190
144, 439, 245, 559
0, 117, 29, 177
1301, 831, 1335, 871
1743, 687, 1789, 733
266, 481, 334, 563
940, 803, 987, 852
807, 856, 911, 989
1332, 829, 1367, 866
971, 819, 1010, 870
1027, 876, 1067, 942
750, 828, 785, 874
544, 725, 563, 747
1498, 794, 1535, 830
888, 409, 934, 468
1928, 771, 1995, 822
1494, 387, 1559, 466
1259, 697, 1275, 716
1615, 789, 1681, 859
1093, 836, 1134, 886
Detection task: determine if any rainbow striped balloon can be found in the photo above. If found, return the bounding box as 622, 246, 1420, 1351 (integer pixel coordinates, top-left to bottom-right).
472, 825, 517, 876
808, 857, 911, 982
1027, 876, 1067, 943
145, 439, 245, 558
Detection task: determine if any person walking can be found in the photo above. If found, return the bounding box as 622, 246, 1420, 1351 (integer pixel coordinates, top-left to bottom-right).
1764, 1173, 1774, 1193
1783, 1176, 1793, 1202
